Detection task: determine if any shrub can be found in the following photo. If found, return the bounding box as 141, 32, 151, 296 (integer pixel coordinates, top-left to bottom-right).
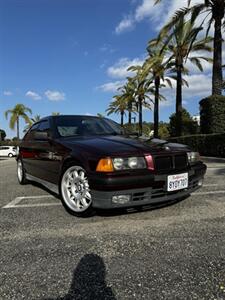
168, 133, 225, 157
169, 108, 199, 137
200, 95, 225, 134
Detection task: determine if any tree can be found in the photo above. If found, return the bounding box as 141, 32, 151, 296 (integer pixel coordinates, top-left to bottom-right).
23, 114, 41, 133
106, 95, 127, 126
169, 108, 199, 137
159, 14, 212, 136
0, 129, 6, 141
52, 112, 60, 116
5, 104, 32, 139
144, 39, 173, 138
155, 0, 224, 95
118, 79, 137, 124
127, 65, 154, 135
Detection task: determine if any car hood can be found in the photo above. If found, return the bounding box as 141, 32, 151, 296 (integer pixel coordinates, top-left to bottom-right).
62, 135, 188, 157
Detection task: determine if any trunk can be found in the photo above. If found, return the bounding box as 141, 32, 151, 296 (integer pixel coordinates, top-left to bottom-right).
176, 64, 183, 137
212, 16, 223, 95
120, 111, 124, 126
138, 96, 143, 136
128, 101, 132, 124
154, 76, 160, 138
17, 117, 20, 140
128, 112, 132, 124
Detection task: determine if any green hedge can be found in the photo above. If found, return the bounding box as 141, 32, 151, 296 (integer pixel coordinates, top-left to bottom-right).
168, 133, 225, 157
0, 140, 21, 147
200, 95, 225, 134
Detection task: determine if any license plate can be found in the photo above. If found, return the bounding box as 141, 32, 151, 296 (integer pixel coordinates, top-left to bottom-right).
167, 173, 188, 192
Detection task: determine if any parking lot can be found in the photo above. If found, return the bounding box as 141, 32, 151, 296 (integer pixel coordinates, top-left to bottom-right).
0, 158, 225, 300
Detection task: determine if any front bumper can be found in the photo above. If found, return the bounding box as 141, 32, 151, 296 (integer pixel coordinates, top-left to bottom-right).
90, 163, 206, 209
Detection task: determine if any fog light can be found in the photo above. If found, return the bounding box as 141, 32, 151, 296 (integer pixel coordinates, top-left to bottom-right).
198, 179, 203, 187
112, 195, 131, 204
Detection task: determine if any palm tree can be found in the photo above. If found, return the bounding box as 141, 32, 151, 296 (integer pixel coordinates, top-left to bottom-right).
159, 15, 212, 136
155, 0, 225, 95
144, 39, 173, 138
106, 95, 127, 126
118, 79, 137, 124
5, 104, 32, 139
23, 114, 41, 133
127, 65, 154, 135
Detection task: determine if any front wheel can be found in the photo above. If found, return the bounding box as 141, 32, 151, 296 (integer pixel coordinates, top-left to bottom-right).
60, 165, 94, 217
17, 159, 28, 184
8, 153, 13, 158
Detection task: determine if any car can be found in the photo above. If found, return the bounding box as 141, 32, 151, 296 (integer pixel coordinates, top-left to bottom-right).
0, 146, 17, 157
17, 115, 207, 217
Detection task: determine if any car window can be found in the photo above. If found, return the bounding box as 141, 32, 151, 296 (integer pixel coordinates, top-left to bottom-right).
55, 116, 124, 137
24, 123, 40, 141
38, 120, 50, 134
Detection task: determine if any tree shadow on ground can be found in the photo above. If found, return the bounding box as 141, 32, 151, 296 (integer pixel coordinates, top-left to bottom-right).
45, 254, 116, 300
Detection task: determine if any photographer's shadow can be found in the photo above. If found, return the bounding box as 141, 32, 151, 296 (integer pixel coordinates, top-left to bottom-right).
46, 254, 116, 300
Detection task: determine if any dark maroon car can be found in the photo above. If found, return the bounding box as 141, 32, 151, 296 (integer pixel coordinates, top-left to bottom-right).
17, 115, 206, 217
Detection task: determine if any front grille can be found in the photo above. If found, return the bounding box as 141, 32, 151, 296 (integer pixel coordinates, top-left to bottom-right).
154, 154, 187, 172
155, 156, 173, 171
175, 154, 188, 170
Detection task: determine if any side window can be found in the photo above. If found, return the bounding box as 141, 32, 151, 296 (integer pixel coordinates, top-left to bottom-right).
24, 123, 40, 141
38, 120, 50, 135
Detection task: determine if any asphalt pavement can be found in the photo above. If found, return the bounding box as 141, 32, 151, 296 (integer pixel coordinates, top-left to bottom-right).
0, 158, 225, 300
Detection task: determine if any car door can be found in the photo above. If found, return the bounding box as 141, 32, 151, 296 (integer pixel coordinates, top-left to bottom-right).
0, 146, 4, 156
20, 123, 41, 175
30, 119, 60, 183
2, 147, 9, 156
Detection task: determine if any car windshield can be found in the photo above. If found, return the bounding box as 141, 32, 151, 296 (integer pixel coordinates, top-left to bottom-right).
55, 116, 124, 137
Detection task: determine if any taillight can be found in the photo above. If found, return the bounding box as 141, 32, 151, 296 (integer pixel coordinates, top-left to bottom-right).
145, 154, 154, 171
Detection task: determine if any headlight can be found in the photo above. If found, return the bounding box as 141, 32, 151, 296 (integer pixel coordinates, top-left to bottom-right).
187, 152, 200, 163
113, 157, 146, 170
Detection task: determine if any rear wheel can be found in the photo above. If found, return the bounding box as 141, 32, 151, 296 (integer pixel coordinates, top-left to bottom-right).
8, 153, 13, 158
17, 159, 28, 184
60, 165, 94, 217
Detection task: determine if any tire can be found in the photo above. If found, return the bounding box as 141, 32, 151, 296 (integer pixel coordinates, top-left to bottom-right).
17, 159, 28, 185
60, 165, 95, 217
8, 153, 13, 158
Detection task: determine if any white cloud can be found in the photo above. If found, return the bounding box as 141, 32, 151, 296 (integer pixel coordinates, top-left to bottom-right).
3, 90, 13, 96
107, 57, 145, 79
97, 80, 125, 93
26, 90, 42, 100
115, 0, 206, 34
45, 90, 65, 101
115, 16, 135, 34
115, 0, 164, 34
162, 73, 212, 101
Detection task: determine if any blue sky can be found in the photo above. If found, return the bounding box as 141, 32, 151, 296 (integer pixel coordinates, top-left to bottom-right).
0, 0, 220, 138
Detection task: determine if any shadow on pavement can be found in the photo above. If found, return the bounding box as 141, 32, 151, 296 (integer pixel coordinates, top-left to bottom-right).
214, 168, 225, 176
44, 254, 116, 300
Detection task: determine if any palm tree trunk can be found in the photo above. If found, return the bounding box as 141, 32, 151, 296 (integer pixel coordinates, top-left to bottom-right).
138, 96, 143, 136
212, 16, 223, 95
17, 117, 20, 140
128, 101, 132, 124
154, 76, 160, 138
120, 112, 124, 126
176, 65, 183, 137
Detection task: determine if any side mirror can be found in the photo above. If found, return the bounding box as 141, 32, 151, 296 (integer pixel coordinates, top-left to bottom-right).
34, 131, 49, 141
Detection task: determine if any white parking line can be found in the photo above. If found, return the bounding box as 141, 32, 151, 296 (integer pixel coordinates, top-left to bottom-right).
2, 195, 59, 209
